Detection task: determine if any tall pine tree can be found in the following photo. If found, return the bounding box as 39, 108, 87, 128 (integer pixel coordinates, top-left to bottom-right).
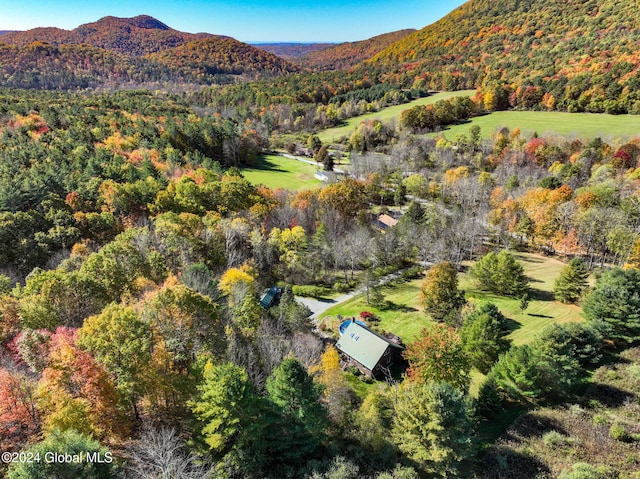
553, 257, 589, 304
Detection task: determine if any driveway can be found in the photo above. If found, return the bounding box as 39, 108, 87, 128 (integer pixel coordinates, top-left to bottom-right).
296, 261, 432, 320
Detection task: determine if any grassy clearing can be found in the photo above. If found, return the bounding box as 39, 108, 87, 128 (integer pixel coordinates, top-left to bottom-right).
320, 252, 585, 346
316, 89, 640, 144
241, 155, 322, 191
318, 278, 427, 342
323, 252, 587, 398
435, 110, 640, 141
316, 90, 475, 144
460, 252, 585, 346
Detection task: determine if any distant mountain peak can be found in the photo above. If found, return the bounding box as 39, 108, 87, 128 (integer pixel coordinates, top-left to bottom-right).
92, 15, 171, 31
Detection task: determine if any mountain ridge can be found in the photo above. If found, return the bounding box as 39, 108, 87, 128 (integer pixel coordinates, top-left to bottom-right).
0, 15, 214, 56
367, 0, 640, 112
296, 29, 416, 70
0, 15, 301, 87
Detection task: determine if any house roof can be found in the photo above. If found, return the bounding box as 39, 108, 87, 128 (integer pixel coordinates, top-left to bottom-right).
377, 214, 398, 228
335, 322, 402, 371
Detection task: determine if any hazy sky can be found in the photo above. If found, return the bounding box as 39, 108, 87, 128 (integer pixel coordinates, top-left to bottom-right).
0, 0, 467, 42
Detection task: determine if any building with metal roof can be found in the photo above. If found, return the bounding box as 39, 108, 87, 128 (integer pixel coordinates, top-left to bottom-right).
335, 320, 404, 379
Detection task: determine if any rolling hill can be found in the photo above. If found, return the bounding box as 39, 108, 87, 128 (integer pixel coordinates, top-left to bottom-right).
369, 0, 640, 113
253, 43, 336, 59
149, 36, 301, 78
297, 29, 416, 70
0, 15, 300, 88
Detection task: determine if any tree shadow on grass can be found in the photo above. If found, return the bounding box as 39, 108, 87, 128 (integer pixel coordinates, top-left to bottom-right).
380, 300, 418, 313
251, 157, 286, 172
582, 383, 637, 408
504, 413, 569, 440
502, 317, 522, 333
516, 255, 545, 264
482, 445, 551, 479
314, 297, 337, 304
528, 287, 555, 302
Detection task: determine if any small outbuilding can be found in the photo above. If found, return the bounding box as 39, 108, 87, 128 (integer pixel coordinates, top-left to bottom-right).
375, 213, 399, 231
259, 287, 283, 309
335, 320, 404, 379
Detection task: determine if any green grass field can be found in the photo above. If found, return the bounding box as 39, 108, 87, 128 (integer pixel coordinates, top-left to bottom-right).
436, 110, 640, 141
319, 252, 585, 346
316, 90, 475, 144
316, 90, 640, 144
460, 252, 585, 345
241, 155, 322, 191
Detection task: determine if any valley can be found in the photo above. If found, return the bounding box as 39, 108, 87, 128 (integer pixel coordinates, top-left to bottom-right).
1, 1, 640, 478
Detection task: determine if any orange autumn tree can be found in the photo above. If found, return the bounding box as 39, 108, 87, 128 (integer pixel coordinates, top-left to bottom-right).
404, 324, 470, 392
36, 328, 129, 440
0, 368, 40, 450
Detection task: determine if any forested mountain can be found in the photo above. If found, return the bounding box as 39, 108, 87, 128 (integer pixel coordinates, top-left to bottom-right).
253, 43, 336, 59
0, 15, 212, 56
370, 0, 640, 113
149, 37, 301, 78
0, 16, 300, 88
297, 29, 416, 71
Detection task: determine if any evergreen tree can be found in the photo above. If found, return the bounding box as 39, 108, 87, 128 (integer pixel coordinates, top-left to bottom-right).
392, 381, 473, 477
265, 358, 327, 463
536, 323, 602, 367
470, 250, 529, 297
420, 262, 466, 325
460, 303, 510, 374
583, 267, 640, 342
191, 362, 263, 455
490, 339, 582, 402
554, 258, 589, 304
476, 373, 504, 418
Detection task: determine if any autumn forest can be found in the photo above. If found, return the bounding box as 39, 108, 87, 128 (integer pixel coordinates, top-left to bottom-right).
1, 0, 640, 478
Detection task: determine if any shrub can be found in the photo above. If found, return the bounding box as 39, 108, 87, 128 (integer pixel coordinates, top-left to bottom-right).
333, 282, 353, 293
592, 413, 609, 426
609, 422, 632, 442
292, 285, 331, 298
558, 463, 611, 479
360, 311, 377, 322
400, 265, 424, 281
542, 430, 572, 448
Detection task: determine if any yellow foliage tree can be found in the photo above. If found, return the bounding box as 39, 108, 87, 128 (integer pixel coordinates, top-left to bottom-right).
218, 264, 256, 307
310, 346, 350, 423
624, 237, 640, 270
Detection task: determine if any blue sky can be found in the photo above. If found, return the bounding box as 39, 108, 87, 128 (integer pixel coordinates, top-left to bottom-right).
0, 0, 467, 42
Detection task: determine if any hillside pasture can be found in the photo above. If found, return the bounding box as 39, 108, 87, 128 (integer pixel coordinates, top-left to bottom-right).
241, 154, 323, 191
316, 90, 475, 143
316, 90, 640, 144
436, 110, 640, 141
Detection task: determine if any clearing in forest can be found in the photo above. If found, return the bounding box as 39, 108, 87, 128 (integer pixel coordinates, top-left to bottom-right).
241, 154, 323, 190
319, 252, 585, 346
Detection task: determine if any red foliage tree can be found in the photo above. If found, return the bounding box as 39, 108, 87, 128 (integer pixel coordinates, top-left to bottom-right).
0, 368, 40, 450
